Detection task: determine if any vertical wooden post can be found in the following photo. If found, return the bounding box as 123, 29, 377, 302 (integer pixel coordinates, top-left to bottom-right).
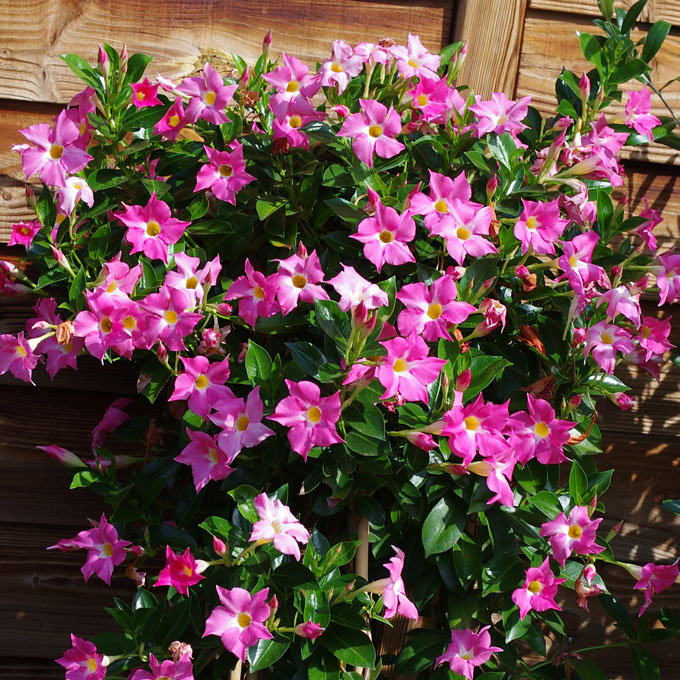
452, 0, 529, 98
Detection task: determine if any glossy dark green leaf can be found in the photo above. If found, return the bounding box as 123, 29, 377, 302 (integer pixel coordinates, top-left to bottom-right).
631, 646, 660, 680
395, 630, 448, 674
422, 495, 465, 557
323, 625, 375, 668
248, 637, 291, 671
245, 341, 273, 383
286, 341, 327, 379
569, 459, 588, 504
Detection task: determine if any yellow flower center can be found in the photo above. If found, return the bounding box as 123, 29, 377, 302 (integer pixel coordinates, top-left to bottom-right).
464, 416, 479, 431
331, 63, 343, 73
238, 612, 252, 628
194, 374, 209, 389
146, 220, 161, 237
368, 125, 383, 138
528, 580, 542, 593
393, 358, 408, 372
169, 114, 181, 127
427, 303, 442, 320
434, 198, 448, 213
642, 326, 651, 339
106, 281, 117, 293
534, 422, 550, 437
219, 164, 233, 177
568, 524, 583, 539
600, 332, 613, 344
286, 80, 299, 92
136, 91, 146, 101
87, 658, 98, 673
307, 405, 322, 423
50, 144, 64, 160
292, 274, 307, 288
408, 58, 420, 68
164, 310, 178, 324
186, 276, 199, 289
100, 317, 113, 333
183, 565, 194, 576
123, 315, 137, 330
253, 285, 265, 299
236, 414, 250, 431
289, 115, 302, 129
456, 226, 470, 240
79, 121, 88, 135
526, 216, 538, 230
19, 226, 31, 236
102, 542, 114, 557
208, 447, 220, 463
204, 90, 217, 105
379, 230, 394, 243
569, 255, 577, 267
460, 650, 474, 661
417, 93, 428, 107
16, 345, 27, 358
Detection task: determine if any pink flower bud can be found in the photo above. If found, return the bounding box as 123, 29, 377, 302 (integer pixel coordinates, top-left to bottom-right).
156, 341, 168, 363
515, 264, 530, 278
455, 369, 471, 392
37, 444, 87, 468
333, 104, 351, 119
262, 29, 273, 52
120, 44, 129, 74
97, 44, 110, 77
168, 641, 194, 662
579, 72, 590, 100
630, 275, 649, 295
445, 265, 465, 281
50, 246, 73, 274
486, 175, 498, 201
213, 536, 228, 556
404, 431, 437, 451
614, 392, 635, 410
569, 394, 583, 408
611, 265, 622, 278
237, 342, 248, 363
294, 621, 325, 639
572, 327, 586, 344
217, 302, 233, 315
267, 593, 279, 615
297, 241, 308, 258
128, 544, 145, 557
583, 564, 597, 584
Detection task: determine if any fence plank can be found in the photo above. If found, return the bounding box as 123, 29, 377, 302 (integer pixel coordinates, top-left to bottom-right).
530, 0, 680, 24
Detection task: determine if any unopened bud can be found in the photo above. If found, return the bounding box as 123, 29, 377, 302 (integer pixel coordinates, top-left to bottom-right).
217, 301, 233, 316
486, 175, 498, 201
297, 241, 308, 258
262, 30, 273, 61
569, 394, 583, 408
515, 264, 530, 278
50, 246, 74, 276
614, 392, 635, 411
120, 44, 129, 74
579, 72, 590, 101
333, 104, 351, 119
611, 265, 622, 278
168, 641, 194, 662
213, 536, 228, 556
572, 327, 586, 344
455, 369, 471, 392
294, 621, 325, 639
156, 341, 168, 363
404, 431, 437, 451
97, 45, 110, 78
37, 444, 86, 468
606, 520, 625, 543
267, 593, 279, 615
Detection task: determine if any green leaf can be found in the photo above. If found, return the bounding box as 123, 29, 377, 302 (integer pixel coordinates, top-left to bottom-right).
322, 164, 354, 188
599, 594, 637, 638
421, 495, 465, 557
662, 498, 680, 516
286, 341, 327, 379
245, 341, 273, 382
60, 53, 104, 94
69, 266, 86, 303
395, 630, 448, 674
482, 553, 524, 595
598, 0, 613, 20
37, 185, 57, 229
569, 459, 588, 504
621, 0, 647, 34
631, 646, 660, 680
247, 637, 290, 671
324, 197, 363, 222
124, 53, 153, 84
571, 657, 609, 680
610, 58, 650, 84
256, 196, 287, 220
577, 32, 603, 65
463, 355, 512, 402
323, 625, 375, 669
132, 588, 158, 610
642, 21, 671, 63
320, 540, 362, 573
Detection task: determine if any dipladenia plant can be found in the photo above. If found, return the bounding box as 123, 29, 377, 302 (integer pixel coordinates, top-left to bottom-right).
5, 1, 680, 678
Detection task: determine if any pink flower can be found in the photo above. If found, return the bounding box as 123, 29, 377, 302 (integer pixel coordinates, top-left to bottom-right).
654, 253, 680, 306
38, 444, 86, 468
472, 299, 507, 338
624, 87, 660, 141
327, 264, 389, 312
540, 506, 604, 566
209, 388, 275, 460
397, 275, 475, 341
273, 248, 329, 315
435, 626, 502, 680
177, 63, 236, 124
91, 397, 132, 451
584, 320, 635, 374
271, 95, 325, 150
630, 561, 679, 615
377, 333, 447, 404
249, 492, 310, 560
557, 231, 610, 299
318, 40, 363, 94
131, 78, 162, 108
0, 332, 40, 384
13, 109, 93, 187
575, 564, 604, 611
204, 586, 273, 662
595, 285, 641, 326
269, 380, 344, 460
511, 557, 566, 620
140, 286, 203, 352
294, 621, 325, 639
408, 170, 472, 231
195, 143, 255, 205
48, 514, 131, 585
56, 634, 108, 680
154, 98, 188, 141
170, 355, 234, 418
381, 546, 419, 620
635, 197, 662, 251
407, 76, 452, 123
351, 198, 415, 273
469, 92, 531, 139
129, 652, 193, 680
514, 198, 569, 255
337, 98, 405, 168
263, 53, 321, 102
175, 429, 234, 492
154, 545, 207, 596
636, 315, 674, 361
114, 192, 190, 264
391, 34, 440, 80
58, 176, 94, 215
224, 259, 279, 327
9, 220, 42, 247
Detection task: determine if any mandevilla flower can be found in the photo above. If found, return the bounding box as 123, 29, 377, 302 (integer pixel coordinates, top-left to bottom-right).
624, 561, 680, 615
511, 557, 566, 620
194, 143, 255, 205
56, 634, 108, 680
249, 492, 310, 560
129, 652, 193, 680
435, 626, 502, 680
154, 546, 207, 595
540, 506, 604, 566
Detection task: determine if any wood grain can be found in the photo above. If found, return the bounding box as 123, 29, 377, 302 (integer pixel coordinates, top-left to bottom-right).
452, 0, 530, 98
0, 0, 453, 104
530, 0, 680, 24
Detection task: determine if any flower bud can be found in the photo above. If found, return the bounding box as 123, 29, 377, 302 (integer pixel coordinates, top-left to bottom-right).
217, 301, 233, 316
120, 44, 129, 74
572, 327, 586, 344
455, 369, 471, 392
579, 72, 591, 101
37, 444, 87, 468
294, 621, 325, 639
156, 341, 168, 363
611, 264, 622, 278
267, 593, 279, 615
486, 175, 498, 202
262, 30, 273, 60
569, 394, 583, 408
97, 45, 110, 78
50, 246, 75, 276
168, 641, 194, 662
614, 392, 635, 410
332, 104, 351, 119
213, 536, 228, 556
404, 431, 437, 451
515, 264, 530, 278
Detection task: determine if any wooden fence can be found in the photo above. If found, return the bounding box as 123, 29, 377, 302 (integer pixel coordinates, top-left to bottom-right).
0, 1, 678, 678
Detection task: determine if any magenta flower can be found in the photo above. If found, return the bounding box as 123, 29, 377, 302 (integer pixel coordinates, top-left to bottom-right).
624, 87, 660, 141
377, 333, 447, 404
204, 586, 273, 662
397, 275, 475, 341
391, 34, 441, 80
13, 109, 93, 187
540, 506, 604, 566
114, 192, 190, 264
91, 397, 132, 451
154, 98, 188, 141
318, 40, 363, 94
48, 513, 131, 585
273, 248, 329, 315
653, 253, 680, 306
556, 231, 610, 298
177, 62, 236, 124
514, 198, 569, 255
584, 320, 635, 374
131, 78, 162, 109
408, 170, 472, 232
294, 621, 325, 639
271, 95, 325, 150
595, 285, 641, 326
154, 545, 207, 596
635, 197, 662, 251
469, 92, 531, 139
407, 76, 452, 123
209, 388, 275, 461
175, 429, 234, 492
224, 258, 279, 327
194, 143, 255, 205
351, 199, 415, 273
511, 557, 566, 620
129, 652, 193, 680
263, 52, 321, 102
327, 264, 389, 312
170, 355, 234, 418
471, 450, 517, 508
636, 315, 674, 361
56, 634, 108, 680
249, 492, 310, 560
381, 546, 419, 620
0, 332, 40, 384
269, 380, 344, 460
9, 220, 42, 248
631, 561, 679, 615
337, 98, 405, 168
139, 286, 203, 352
435, 626, 502, 680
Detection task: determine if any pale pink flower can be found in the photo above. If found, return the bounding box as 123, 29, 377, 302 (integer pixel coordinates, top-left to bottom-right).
391, 34, 440, 80
194, 143, 255, 205
408, 170, 472, 231
130, 78, 162, 109
351, 198, 415, 273
540, 506, 604, 566
584, 320, 634, 374
129, 652, 193, 680
139, 286, 203, 352
624, 87, 660, 141
154, 545, 207, 596
203, 586, 273, 662
511, 557, 566, 620
354, 41, 393, 65
435, 626, 502, 680
327, 264, 389, 312
636, 315, 674, 361
177, 63, 236, 124
38, 444, 86, 468
169, 355, 234, 419
514, 198, 569, 255
96, 255, 142, 300
575, 564, 604, 611
271, 95, 325, 150
381, 546, 418, 620
164, 252, 221, 306
557, 231, 610, 299
337, 98, 405, 168
56, 634, 108, 680
469, 92, 531, 139
631, 561, 679, 615
249, 492, 310, 560
268, 380, 344, 460
318, 40, 363, 94
175, 429, 234, 492
596, 285, 641, 326
224, 259, 279, 327
58, 176, 94, 215
471, 450, 517, 507
635, 197, 662, 251
0, 332, 40, 383
263, 53, 321, 102
653, 253, 680, 306
274, 248, 329, 315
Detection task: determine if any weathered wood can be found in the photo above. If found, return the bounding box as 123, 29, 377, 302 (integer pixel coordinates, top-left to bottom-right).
0, 0, 453, 105
517, 10, 680, 165
452, 0, 529, 98
530, 0, 680, 24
